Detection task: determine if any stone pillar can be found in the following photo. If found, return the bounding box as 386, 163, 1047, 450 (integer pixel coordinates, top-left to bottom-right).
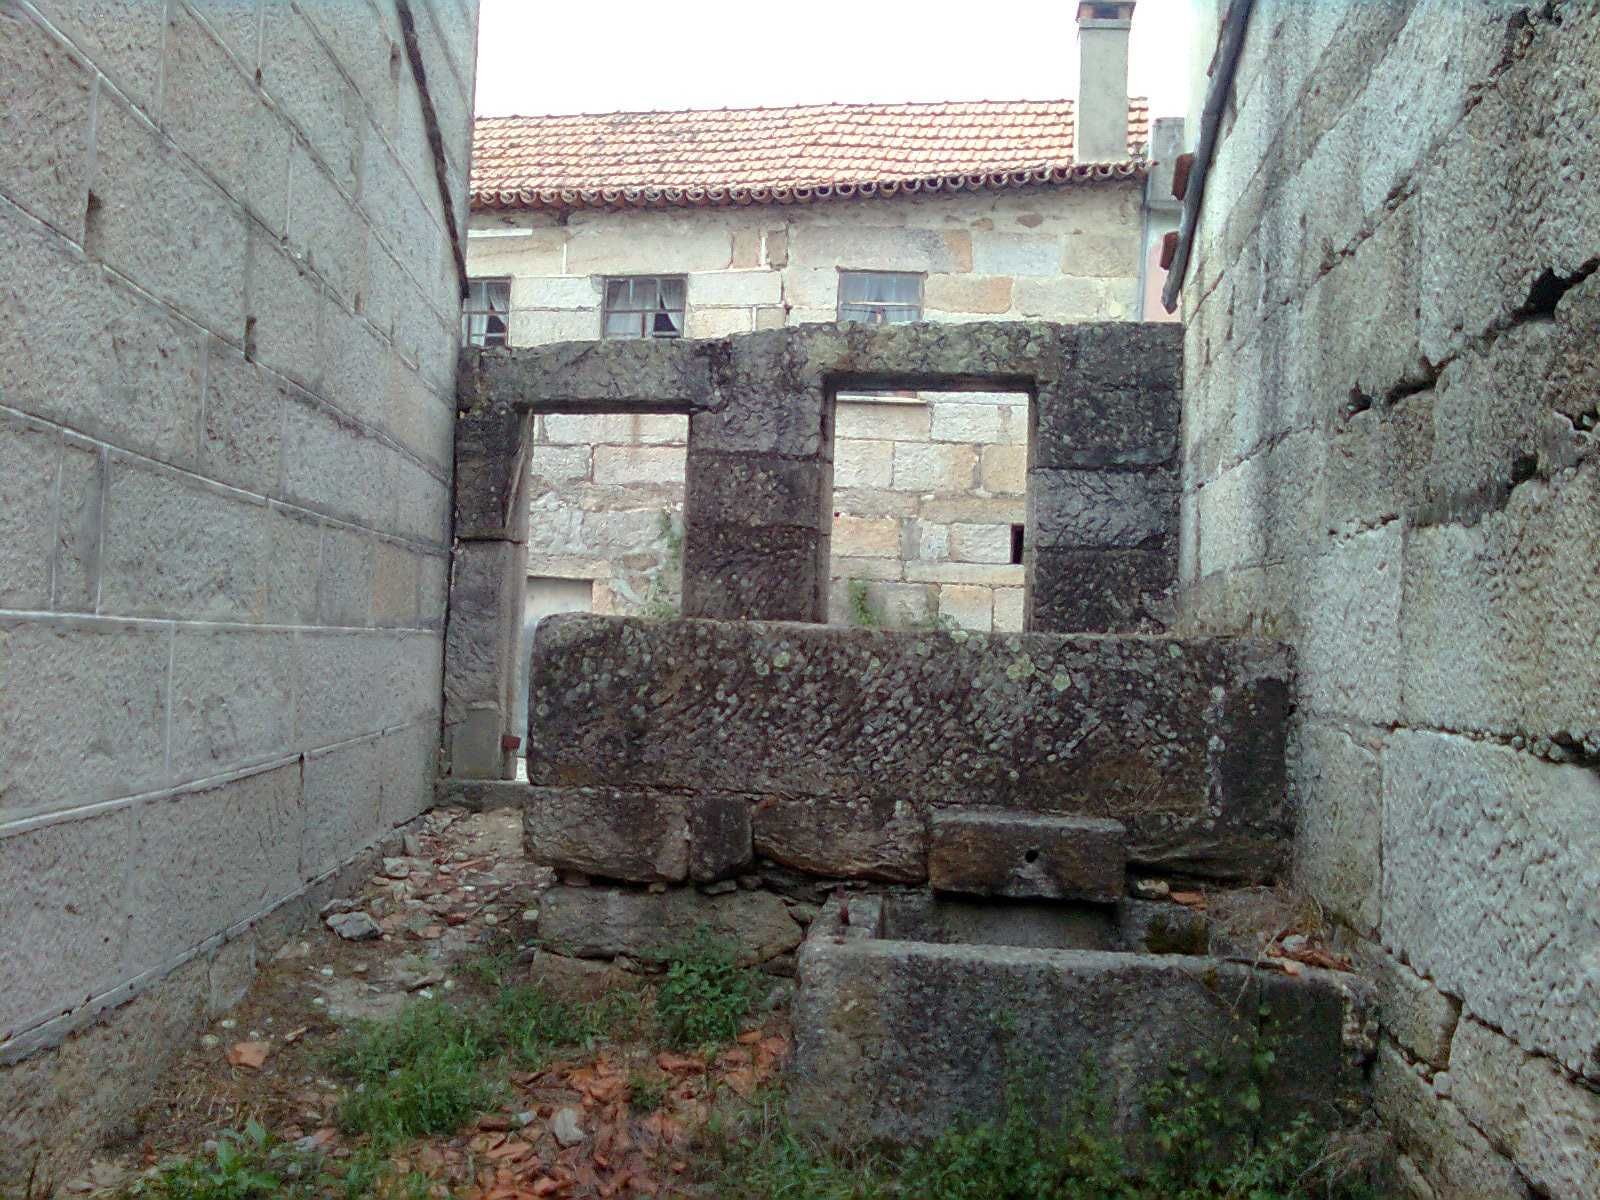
682, 331, 834, 622
1027, 322, 1181, 632
443, 370, 533, 778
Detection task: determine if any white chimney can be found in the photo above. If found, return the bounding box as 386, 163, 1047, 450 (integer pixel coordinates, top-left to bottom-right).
1076, 1, 1136, 163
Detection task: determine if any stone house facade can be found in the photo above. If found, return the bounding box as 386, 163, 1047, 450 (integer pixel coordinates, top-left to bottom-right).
466, 8, 1177, 645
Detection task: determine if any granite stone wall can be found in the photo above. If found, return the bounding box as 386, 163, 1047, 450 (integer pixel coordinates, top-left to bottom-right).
0, 0, 477, 1182
524, 614, 1293, 884
1178, 3, 1600, 1194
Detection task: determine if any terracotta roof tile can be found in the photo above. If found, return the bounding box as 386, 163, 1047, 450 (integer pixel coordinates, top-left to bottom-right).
472, 98, 1151, 211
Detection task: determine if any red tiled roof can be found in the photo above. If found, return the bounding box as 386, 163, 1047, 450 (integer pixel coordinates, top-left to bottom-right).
472, 99, 1151, 212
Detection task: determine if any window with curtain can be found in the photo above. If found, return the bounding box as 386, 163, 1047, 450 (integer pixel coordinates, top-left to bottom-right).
602, 277, 687, 339
838, 271, 923, 325
462, 277, 510, 347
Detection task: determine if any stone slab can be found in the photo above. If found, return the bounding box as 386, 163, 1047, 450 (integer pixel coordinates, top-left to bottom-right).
522, 787, 751, 884
528, 615, 1291, 881
535, 884, 803, 965
752, 794, 927, 883
928, 810, 1126, 902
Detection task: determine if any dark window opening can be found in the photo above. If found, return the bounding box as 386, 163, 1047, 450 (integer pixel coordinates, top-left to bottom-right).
1010, 523, 1025, 565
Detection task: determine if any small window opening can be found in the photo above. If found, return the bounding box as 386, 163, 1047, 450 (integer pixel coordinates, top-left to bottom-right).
602, 276, 686, 339
1010, 524, 1025, 565
838, 270, 923, 325
462, 277, 510, 347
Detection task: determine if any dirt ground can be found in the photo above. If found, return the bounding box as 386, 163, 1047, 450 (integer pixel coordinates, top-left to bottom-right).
60, 808, 790, 1200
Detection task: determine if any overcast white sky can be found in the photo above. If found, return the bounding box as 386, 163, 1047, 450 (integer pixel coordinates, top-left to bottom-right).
474, 0, 1195, 119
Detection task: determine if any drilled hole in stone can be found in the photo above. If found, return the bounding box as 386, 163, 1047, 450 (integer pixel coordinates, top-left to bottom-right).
1024, 848, 1040, 863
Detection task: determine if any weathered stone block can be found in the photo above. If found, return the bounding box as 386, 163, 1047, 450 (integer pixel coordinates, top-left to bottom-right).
1382, 730, 1600, 1079
1374, 1042, 1532, 1200
301, 733, 383, 880
979, 442, 1026, 493
536, 884, 802, 964
1449, 1016, 1600, 1198
691, 391, 829, 458
831, 514, 900, 559
833, 438, 895, 489
1029, 468, 1174, 550
0, 805, 135, 1040
128, 764, 302, 969
687, 452, 828, 529
937, 583, 994, 631
1028, 546, 1173, 634
792, 936, 1370, 1145
527, 615, 1292, 881
835, 398, 928, 441
164, 3, 292, 233
992, 586, 1024, 631
592, 443, 686, 486
0, 617, 171, 818
1291, 722, 1381, 933
169, 628, 297, 782
928, 811, 1126, 901
753, 794, 927, 883
91, 96, 248, 335
522, 787, 750, 884
1353, 943, 1459, 1072
970, 232, 1063, 277
681, 523, 826, 623
892, 442, 975, 493
929, 399, 1008, 444
924, 274, 1014, 314
0, 3, 91, 239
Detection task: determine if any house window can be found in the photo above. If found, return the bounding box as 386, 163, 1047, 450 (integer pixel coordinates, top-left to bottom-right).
602, 276, 686, 339
838, 271, 922, 325
462, 277, 510, 347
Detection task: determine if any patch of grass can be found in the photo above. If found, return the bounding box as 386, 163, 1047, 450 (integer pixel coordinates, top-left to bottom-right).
653, 927, 761, 1050
330, 981, 641, 1151
122, 1122, 436, 1200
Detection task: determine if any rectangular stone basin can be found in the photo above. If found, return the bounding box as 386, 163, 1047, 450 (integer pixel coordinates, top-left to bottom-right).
789, 895, 1372, 1147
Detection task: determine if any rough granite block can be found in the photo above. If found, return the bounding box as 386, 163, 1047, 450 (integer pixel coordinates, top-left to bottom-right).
527, 615, 1291, 881
928, 810, 1126, 902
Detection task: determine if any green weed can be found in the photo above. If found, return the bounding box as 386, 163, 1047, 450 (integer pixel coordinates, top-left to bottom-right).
653, 927, 760, 1050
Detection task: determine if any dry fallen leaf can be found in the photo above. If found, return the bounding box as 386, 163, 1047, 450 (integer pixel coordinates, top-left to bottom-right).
226, 1041, 270, 1070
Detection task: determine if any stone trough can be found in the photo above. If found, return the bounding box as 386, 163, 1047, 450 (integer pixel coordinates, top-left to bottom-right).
788, 892, 1374, 1146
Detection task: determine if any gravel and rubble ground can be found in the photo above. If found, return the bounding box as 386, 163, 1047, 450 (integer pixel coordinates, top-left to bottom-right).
55, 808, 793, 1200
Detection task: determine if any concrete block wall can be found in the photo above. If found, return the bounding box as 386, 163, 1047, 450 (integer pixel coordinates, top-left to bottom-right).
1179, 2, 1599, 1195
475, 186, 1145, 632
0, 0, 477, 1183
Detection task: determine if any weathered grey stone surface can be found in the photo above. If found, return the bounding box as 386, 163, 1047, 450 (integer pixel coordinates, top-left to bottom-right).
1115, 898, 1209, 956
1374, 1043, 1533, 1200
528, 614, 1291, 881
1179, 6, 1599, 1189
790, 935, 1371, 1145
472, 320, 1182, 628
880, 892, 1117, 952
536, 884, 803, 965
1028, 547, 1174, 634
1353, 943, 1459, 1072
521, 786, 750, 884
752, 794, 927, 883
927, 811, 1126, 901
